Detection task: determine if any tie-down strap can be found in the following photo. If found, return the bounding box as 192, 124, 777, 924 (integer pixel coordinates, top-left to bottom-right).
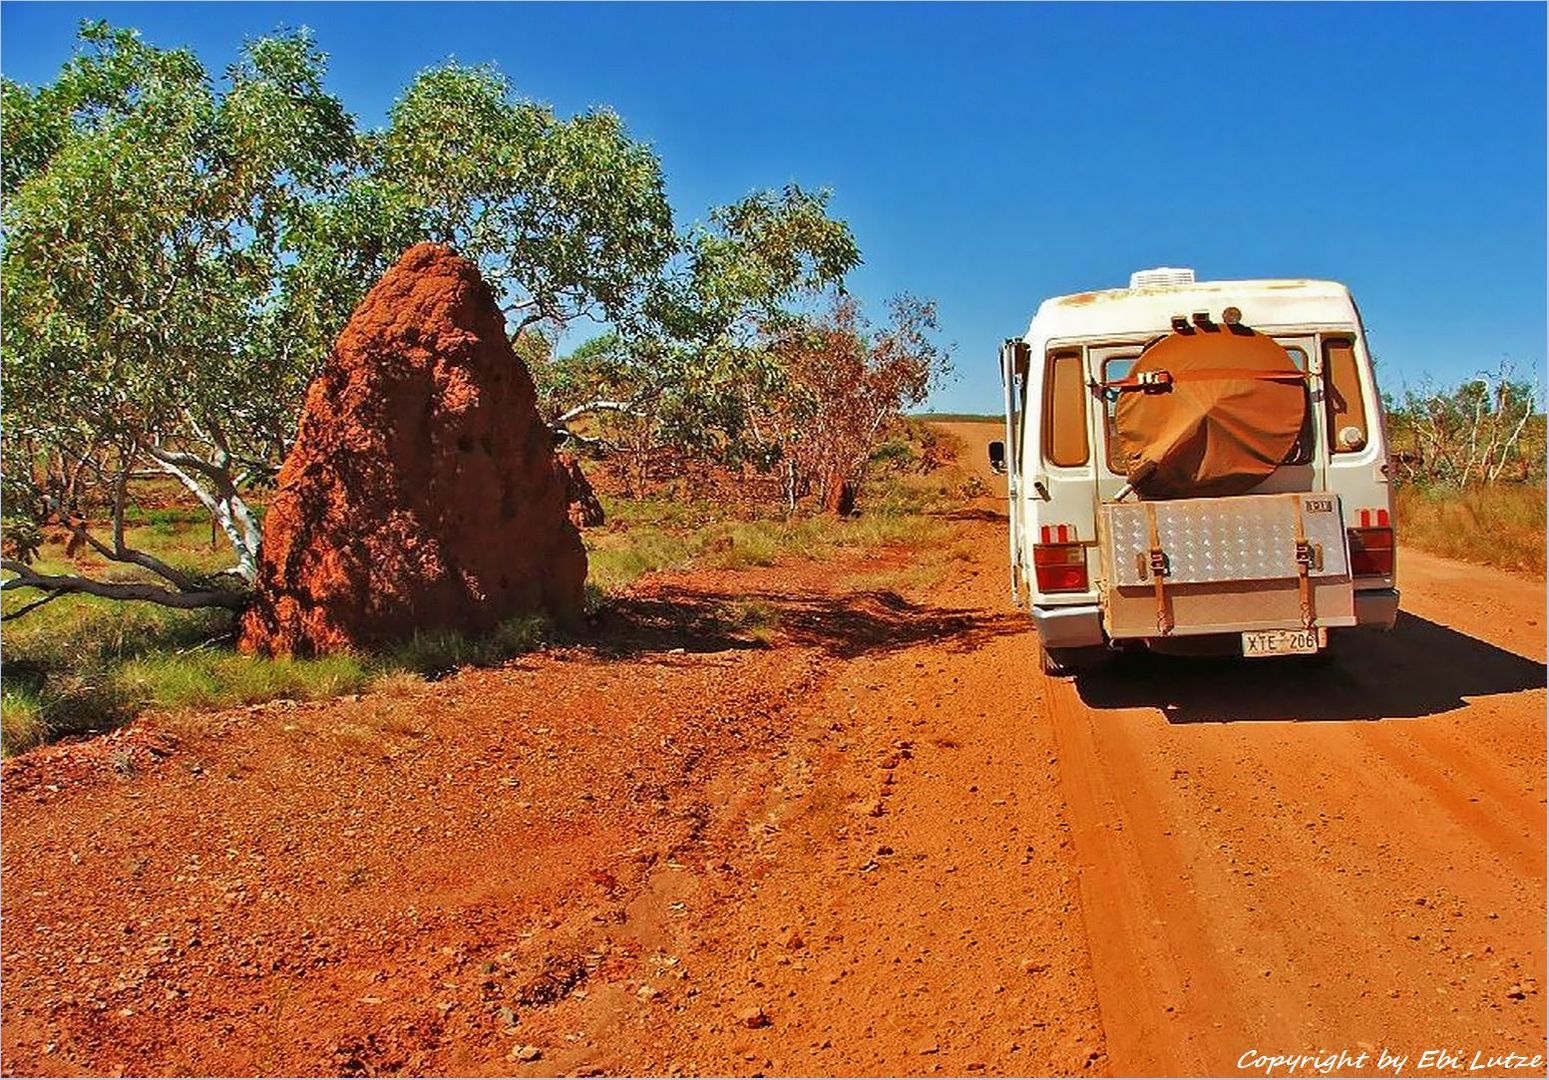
1102, 367, 1309, 394
1144, 501, 1173, 636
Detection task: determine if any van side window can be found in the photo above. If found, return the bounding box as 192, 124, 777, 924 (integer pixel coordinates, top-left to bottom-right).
1101, 356, 1136, 472
1043, 350, 1089, 467
1323, 337, 1368, 453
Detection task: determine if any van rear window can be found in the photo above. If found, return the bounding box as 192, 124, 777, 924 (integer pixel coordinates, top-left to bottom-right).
1043, 350, 1089, 467
1323, 337, 1368, 453
1102, 344, 1312, 473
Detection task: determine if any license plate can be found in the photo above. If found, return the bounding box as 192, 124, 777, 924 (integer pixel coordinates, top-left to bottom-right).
1241, 627, 1325, 657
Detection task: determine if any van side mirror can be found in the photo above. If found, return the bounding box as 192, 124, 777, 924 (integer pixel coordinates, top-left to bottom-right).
988, 440, 1007, 474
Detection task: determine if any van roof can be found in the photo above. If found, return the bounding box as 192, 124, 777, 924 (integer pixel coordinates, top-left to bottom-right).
1025, 278, 1360, 345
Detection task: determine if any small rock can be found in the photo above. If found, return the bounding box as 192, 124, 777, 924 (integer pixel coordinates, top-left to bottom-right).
1506, 984, 1526, 1001
637, 984, 661, 1001
916, 1042, 940, 1056
738, 1005, 771, 1029
510, 1044, 541, 1063
1020, 958, 1047, 975
784, 931, 805, 951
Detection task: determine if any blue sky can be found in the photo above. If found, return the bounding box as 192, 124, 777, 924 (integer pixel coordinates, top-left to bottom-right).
3, 2, 1544, 413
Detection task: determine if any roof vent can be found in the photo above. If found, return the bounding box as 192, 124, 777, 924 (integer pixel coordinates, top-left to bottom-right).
1129, 266, 1196, 290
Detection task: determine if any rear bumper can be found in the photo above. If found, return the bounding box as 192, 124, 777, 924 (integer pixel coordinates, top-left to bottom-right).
1353, 587, 1400, 630
1032, 603, 1105, 649
1035, 589, 1398, 647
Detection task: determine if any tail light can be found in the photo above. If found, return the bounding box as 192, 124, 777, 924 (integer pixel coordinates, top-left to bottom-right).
1033, 543, 1089, 593
1348, 526, 1394, 577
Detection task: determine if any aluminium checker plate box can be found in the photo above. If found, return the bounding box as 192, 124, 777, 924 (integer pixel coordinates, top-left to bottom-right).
1099, 493, 1356, 639
1104, 493, 1350, 587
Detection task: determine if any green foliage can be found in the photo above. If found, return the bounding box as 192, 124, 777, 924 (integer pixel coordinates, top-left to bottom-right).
541, 187, 863, 470
2, 21, 355, 478
286, 61, 677, 347
656, 185, 862, 343
1385, 364, 1545, 485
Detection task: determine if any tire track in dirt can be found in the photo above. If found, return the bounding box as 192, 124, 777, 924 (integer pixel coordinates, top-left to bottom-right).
1043, 683, 1244, 1076
1035, 566, 1546, 1076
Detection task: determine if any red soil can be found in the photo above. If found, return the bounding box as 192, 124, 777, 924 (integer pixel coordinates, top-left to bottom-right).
1, 426, 1542, 1076
240, 244, 586, 655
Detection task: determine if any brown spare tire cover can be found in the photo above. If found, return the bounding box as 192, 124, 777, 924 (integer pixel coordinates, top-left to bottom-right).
1113, 329, 1306, 499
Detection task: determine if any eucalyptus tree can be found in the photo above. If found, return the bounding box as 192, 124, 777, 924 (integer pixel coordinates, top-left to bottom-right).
2, 21, 354, 610
545, 185, 863, 467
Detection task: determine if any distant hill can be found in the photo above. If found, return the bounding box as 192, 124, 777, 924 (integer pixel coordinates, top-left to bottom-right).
911, 411, 1002, 424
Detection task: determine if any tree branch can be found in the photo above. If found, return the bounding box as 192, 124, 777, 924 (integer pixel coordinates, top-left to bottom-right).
2, 560, 247, 611
555, 399, 644, 425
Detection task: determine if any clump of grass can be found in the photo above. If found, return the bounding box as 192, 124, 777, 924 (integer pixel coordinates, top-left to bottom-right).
113, 651, 374, 711
710, 523, 788, 568
367, 669, 429, 698
720, 598, 781, 643
378, 615, 548, 678
586, 527, 697, 592
113, 655, 226, 710
1395, 483, 1545, 575
1, 690, 50, 756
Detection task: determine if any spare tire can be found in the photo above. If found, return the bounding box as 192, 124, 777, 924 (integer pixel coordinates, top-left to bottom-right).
1113, 329, 1307, 499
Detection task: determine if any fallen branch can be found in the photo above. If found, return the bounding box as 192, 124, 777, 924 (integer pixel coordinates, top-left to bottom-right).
1, 560, 247, 612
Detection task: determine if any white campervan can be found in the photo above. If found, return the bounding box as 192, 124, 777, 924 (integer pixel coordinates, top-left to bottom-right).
992, 267, 1398, 674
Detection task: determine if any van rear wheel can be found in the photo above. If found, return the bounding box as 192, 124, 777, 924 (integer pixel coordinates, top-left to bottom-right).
1040, 644, 1105, 677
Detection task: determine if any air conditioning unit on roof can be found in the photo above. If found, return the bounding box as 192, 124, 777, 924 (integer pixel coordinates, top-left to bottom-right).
1129, 266, 1196, 290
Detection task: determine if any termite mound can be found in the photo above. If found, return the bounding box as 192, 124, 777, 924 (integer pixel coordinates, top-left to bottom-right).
240, 243, 587, 656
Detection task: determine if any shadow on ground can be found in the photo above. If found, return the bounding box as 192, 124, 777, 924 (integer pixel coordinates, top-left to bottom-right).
592, 587, 1025, 660
1075, 612, 1546, 723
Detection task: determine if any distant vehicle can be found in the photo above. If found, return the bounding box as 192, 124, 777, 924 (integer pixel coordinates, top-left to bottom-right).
990, 267, 1398, 674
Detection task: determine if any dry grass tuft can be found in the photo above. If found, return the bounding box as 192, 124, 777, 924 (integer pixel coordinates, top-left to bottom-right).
1396, 483, 1545, 576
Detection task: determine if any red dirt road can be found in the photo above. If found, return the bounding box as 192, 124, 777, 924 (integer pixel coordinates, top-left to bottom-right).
2, 426, 1544, 1076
